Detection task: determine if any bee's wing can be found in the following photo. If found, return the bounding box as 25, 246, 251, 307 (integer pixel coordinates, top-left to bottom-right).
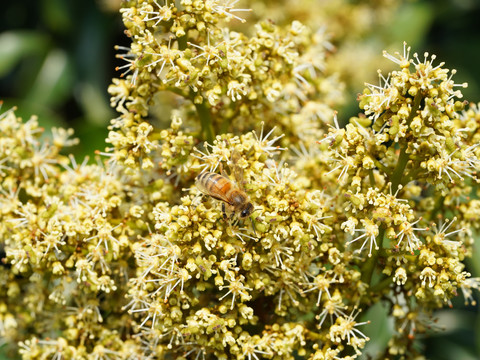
231, 149, 245, 190
219, 162, 229, 179
204, 189, 232, 204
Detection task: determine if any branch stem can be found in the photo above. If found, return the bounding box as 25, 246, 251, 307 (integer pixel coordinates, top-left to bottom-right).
194, 101, 215, 143
361, 228, 385, 285
390, 93, 422, 192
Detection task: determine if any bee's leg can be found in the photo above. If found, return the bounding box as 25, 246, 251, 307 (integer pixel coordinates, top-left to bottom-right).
250, 217, 257, 236
222, 202, 227, 220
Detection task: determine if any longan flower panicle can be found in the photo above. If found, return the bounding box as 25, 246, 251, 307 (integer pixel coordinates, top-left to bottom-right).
310, 42, 480, 357
337, 47, 474, 242
360, 42, 468, 147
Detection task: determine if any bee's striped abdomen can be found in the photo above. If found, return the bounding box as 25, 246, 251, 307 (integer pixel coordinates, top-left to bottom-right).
196, 172, 234, 203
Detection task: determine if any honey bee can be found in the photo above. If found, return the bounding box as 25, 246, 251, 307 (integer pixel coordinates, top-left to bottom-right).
196, 151, 254, 221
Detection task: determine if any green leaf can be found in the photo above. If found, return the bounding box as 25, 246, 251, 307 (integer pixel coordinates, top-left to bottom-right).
0, 31, 49, 76
24, 49, 74, 107
362, 300, 392, 358
77, 82, 113, 126
386, 2, 435, 47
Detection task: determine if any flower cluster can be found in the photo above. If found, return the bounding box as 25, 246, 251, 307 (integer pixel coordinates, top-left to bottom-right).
1, 1, 480, 360
107, 0, 348, 171
0, 108, 142, 357
126, 131, 374, 358
316, 43, 480, 357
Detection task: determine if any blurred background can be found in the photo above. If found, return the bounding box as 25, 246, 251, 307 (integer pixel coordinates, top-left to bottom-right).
0, 0, 479, 359
0, 0, 123, 158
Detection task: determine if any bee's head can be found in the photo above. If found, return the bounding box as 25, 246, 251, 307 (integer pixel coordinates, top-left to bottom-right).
240, 202, 254, 219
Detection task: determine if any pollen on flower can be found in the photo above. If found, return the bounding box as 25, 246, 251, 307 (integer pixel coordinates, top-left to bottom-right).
362, 71, 398, 119
205, 0, 252, 23
383, 41, 412, 68
30, 142, 58, 181
326, 151, 356, 184
140, 0, 173, 26
240, 336, 272, 360
395, 218, 428, 254
459, 277, 480, 305
188, 36, 224, 66
252, 122, 286, 156
431, 216, 464, 248
329, 307, 370, 354
393, 267, 407, 286
227, 79, 248, 101
301, 270, 337, 306
146, 36, 180, 80
346, 219, 380, 257
114, 45, 140, 86
219, 274, 252, 310
315, 292, 347, 328
38, 229, 66, 255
